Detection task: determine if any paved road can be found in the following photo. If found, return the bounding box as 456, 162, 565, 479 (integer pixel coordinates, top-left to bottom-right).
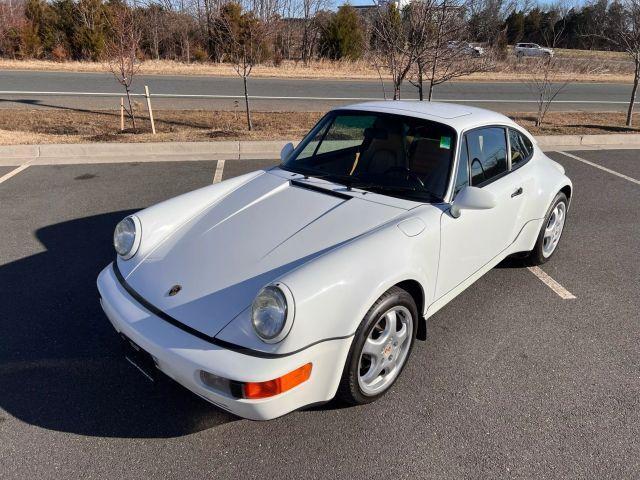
0, 70, 634, 112
1, 151, 638, 478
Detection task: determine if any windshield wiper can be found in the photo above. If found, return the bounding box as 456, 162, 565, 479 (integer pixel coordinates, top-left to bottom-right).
282, 166, 441, 201
281, 166, 375, 190
357, 183, 441, 201
336, 180, 442, 201
282, 166, 357, 189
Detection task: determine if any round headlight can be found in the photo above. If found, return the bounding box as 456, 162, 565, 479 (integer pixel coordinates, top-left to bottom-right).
113, 216, 139, 259
251, 286, 289, 342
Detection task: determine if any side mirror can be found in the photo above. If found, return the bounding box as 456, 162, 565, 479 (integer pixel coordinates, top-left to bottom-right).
450, 186, 497, 218
280, 142, 294, 162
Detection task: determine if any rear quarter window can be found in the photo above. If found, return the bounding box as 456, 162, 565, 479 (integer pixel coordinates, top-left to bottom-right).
509, 128, 534, 167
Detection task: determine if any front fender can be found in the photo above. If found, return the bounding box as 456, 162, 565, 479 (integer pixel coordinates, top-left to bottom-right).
216, 207, 441, 355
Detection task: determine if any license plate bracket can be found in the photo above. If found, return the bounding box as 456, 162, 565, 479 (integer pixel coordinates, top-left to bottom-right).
120, 334, 157, 382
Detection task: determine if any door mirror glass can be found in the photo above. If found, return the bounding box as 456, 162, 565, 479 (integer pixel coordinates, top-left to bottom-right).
450, 186, 497, 218
280, 142, 294, 162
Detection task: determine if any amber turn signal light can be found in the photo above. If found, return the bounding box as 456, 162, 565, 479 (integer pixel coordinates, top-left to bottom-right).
243, 363, 312, 399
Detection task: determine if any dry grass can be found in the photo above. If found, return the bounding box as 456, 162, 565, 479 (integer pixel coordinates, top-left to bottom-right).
0, 109, 324, 144
509, 111, 640, 136
0, 55, 634, 83
0, 58, 384, 79
555, 48, 628, 60
0, 108, 638, 145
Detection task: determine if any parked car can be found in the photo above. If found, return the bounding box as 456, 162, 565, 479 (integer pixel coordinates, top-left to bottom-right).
515, 42, 554, 57
98, 102, 572, 420
447, 40, 485, 56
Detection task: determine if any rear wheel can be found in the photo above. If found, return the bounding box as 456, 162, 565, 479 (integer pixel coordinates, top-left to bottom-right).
528, 192, 568, 265
337, 286, 418, 405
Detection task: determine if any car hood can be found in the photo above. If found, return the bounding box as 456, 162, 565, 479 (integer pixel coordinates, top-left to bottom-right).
123, 170, 407, 338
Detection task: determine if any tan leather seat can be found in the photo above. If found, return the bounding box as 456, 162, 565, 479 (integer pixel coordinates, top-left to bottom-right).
409, 138, 451, 197
357, 119, 406, 174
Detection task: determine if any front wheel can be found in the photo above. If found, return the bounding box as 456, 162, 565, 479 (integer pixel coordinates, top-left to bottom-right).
337, 286, 418, 405
528, 192, 568, 265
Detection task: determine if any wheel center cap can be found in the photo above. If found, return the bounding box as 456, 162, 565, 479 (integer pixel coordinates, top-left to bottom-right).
382, 342, 393, 359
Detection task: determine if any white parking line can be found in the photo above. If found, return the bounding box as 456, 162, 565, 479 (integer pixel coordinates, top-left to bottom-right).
213, 159, 225, 184
527, 266, 576, 299
557, 151, 640, 185
0, 163, 31, 185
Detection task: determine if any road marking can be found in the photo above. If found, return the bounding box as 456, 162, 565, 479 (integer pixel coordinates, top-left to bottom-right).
0, 90, 632, 105
0, 163, 31, 185
557, 151, 640, 185
527, 266, 576, 299
213, 159, 225, 183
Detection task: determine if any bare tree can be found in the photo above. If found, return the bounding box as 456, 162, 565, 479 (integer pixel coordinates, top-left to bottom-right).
105, 5, 143, 130
0, 0, 25, 58
244, 0, 281, 21
411, 0, 494, 101
466, 0, 513, 46
595, 0, 640, 126
370, 3, 423, 100
221, 4, 272, 130
300, 0, 328, 64
523, 17, 576, 126
145, 3, 167, 60
525, 56, 571, 126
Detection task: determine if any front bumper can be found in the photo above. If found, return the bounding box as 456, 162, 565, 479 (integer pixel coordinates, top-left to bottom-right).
97, 264, 352, 420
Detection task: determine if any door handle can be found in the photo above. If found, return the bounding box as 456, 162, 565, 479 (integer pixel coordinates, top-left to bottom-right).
511, 187, 523, 198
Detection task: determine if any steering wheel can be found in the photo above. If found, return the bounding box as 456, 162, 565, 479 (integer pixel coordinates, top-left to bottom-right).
471, 158, 486, 181
383, 166, 425, 188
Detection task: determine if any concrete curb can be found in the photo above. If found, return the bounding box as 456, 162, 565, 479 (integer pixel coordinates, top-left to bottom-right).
0, 140, 297, 166
535, 133, 640, 148
1, 135, 639, 166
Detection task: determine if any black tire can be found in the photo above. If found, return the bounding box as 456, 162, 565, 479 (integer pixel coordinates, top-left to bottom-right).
527, 192, 568, 265
336, 286, 418, 405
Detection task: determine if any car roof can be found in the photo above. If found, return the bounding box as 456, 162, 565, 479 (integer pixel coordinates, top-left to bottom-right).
337, 101, 517, 132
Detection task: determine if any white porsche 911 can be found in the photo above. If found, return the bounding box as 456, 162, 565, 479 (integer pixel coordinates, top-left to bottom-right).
97, 102, 572, 420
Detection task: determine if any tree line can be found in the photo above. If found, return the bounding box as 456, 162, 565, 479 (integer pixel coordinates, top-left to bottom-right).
0, 0, 635, 63
3, 0, 640, 129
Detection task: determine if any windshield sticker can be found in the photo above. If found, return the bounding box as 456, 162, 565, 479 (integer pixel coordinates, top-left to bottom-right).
440, 136, 451, 149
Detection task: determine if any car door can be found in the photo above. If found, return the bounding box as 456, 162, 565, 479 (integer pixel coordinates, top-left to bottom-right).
507, 127, 537, 224
435, 126, 525, 299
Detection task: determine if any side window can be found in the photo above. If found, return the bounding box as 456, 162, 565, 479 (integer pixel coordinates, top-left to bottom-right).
454, 136, 470, 196
296, 120, 331, 160
465, 127, 508, 186
509, 128, 533, 167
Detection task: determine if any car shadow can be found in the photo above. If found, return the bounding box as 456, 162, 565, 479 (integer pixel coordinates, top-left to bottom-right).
0, 211, 238, 438
495, 255, 529, 269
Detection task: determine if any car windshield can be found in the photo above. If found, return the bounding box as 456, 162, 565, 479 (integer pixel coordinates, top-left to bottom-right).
280, 110, 457, 202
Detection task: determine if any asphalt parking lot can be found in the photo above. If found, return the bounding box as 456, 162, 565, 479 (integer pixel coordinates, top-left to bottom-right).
1, 149, 638, 479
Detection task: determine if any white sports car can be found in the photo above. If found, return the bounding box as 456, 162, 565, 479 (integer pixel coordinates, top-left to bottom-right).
97, 102, 572, 420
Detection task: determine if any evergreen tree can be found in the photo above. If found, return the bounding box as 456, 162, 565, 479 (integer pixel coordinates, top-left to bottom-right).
319, 4, 364, 61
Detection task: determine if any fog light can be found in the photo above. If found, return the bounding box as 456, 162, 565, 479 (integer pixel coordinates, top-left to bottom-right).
200, 371, 243, 398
